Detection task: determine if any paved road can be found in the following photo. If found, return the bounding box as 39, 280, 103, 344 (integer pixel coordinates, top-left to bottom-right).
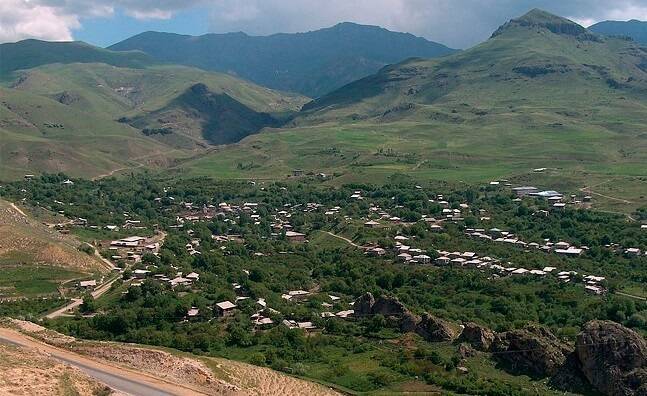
0, 328, 205, 396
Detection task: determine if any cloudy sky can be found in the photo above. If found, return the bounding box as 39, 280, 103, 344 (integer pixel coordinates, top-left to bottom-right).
3, 0, 647, 48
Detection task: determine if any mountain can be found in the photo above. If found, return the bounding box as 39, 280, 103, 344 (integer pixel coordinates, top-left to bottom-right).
108, 23, 457, 97
301, 9, 647, 121
0, 41, 307, 180
589, 19, 647, 44
180, 9, 647, 207
126, 83, 281, 146
0, 39, 153, 75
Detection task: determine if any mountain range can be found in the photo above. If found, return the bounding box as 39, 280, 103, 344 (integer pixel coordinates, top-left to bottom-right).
590, 19, 647, 44
1, 9, 647, 206
108, 23, 457, 97
178, 9, 647, 208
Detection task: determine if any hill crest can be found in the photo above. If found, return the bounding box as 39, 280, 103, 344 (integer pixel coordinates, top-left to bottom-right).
109, 23, 457, 97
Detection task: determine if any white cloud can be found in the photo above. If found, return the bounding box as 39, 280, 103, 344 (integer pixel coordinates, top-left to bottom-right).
0, 0, 81, 42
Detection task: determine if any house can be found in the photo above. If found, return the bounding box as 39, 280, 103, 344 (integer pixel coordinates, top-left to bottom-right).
364, 220, 380, 228
512, 186, 538, 197
435, 256, 450, 265
292, 169, 305, 177
285, 231, 306, 243
625, 248, 642, 256
397, 253, 412, 262
169, 276, 191, 287
297, 322, 317, 331
367, 247, 386, 257
585, 285, 604, 295
335, 310, 354, 318
412, 254, 431, 264
133, 269, 150, 279
555, 247, 583, 256
186, 307, 200, 318
186, 272, 200, 281
79, 280, 97, 289
216, 301, 236, 317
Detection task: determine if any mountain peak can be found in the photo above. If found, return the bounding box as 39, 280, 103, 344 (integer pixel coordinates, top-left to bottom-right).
492, 8, 590, 38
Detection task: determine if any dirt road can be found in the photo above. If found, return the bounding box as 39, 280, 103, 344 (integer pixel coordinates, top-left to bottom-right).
8, 202, 27, 217
0, 328, 207, 395
46, 274, 120, 319
323, 231, 366, 249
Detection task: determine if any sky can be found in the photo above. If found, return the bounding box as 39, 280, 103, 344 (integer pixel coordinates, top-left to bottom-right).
3, 0, 647, 48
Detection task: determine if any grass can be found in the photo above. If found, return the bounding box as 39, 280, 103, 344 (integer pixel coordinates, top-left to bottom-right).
175, 120, 646, 214
0, 61, 306, 180
0, 263, 83, 297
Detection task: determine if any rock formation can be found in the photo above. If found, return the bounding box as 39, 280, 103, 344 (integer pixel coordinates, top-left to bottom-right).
491, 325, 572, 377
458, 322, 495, 351
576, 320, 647, 396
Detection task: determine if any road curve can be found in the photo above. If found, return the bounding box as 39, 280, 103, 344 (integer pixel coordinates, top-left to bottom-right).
0, 328, 207, 396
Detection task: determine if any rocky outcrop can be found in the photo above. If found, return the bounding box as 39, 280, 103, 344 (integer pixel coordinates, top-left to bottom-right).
353, 292, 375, 316
372, 296, 409, 316
492, 325, 572, 377
415, 313, 460, 342
400, 311, 419, 332
352, 293, 460, 340
576, 320, 647, 396
353, 293, 410, 318
458, 322, 495, 351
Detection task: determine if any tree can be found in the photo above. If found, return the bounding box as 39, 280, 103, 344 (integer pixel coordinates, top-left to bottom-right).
79, 296, 96, 313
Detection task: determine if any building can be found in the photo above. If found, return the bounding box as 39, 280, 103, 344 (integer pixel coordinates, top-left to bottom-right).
216, 301, 237, 317
292, 169, 305, 177
285, 231, 306, 243
412, 254, 431, 264
78, 280, 97, 289
512, 186, 538, 197
364, 220, 380, 228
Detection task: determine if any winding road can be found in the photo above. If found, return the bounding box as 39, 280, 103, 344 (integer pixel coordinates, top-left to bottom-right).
0, 328, 205, 395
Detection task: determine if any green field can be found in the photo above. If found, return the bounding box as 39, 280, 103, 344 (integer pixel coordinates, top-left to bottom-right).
0, 262, 83, 298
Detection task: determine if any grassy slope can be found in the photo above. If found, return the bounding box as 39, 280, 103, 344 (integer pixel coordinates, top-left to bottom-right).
0, 63, 308, 179
179, 11, 647, 213
0, 200, 105, 298
0, 39, 152, 75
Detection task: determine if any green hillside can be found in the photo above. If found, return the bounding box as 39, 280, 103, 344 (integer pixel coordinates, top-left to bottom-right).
109, 23, 457, 97
179, 9, 647, 212
127, 83, 280, 147
0, 39, 153, 75
0, 58, 307, 180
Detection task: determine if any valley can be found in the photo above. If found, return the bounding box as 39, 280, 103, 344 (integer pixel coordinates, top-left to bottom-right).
0, 7, 646, 396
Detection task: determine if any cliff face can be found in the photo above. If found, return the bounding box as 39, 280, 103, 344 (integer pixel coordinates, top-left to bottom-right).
576, 320, 647, 396
491, 325, 572, 377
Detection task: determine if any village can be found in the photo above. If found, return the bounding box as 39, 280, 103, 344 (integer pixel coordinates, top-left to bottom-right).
33, 177, 643, 332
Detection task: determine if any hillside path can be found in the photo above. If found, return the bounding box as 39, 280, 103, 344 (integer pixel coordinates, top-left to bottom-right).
615, 291, 647, 301
8, 202, 26, 217
0, 328, 207, 396
579, 182, 632, 204
323, 231, 366, 249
